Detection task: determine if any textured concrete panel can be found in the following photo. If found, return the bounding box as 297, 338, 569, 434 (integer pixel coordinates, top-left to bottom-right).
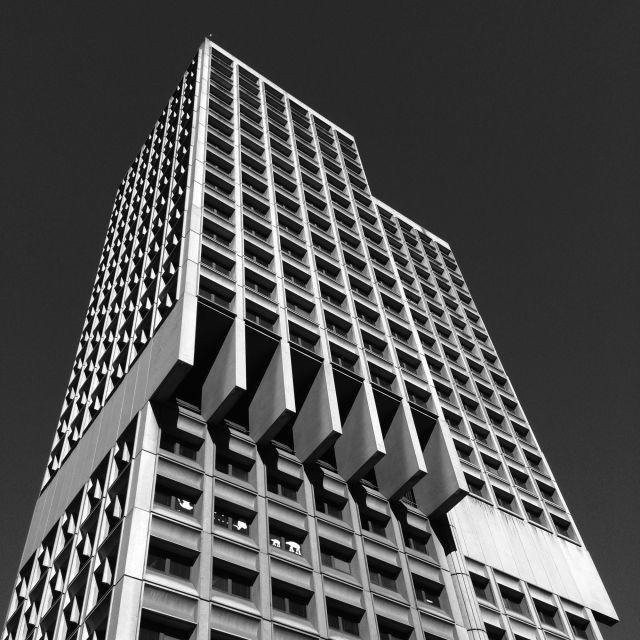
451, 499, 618, 622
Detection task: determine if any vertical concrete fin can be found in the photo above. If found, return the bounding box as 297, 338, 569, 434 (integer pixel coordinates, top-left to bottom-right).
201, 318, 246, 422
292, 362, 342, 462
249, 342, 296, 442
376, 401, 427, 501
335, 383, 385, 482
413, 421, 467, 516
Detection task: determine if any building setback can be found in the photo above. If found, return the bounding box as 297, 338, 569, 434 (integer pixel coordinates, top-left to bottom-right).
2, 38, 617, 640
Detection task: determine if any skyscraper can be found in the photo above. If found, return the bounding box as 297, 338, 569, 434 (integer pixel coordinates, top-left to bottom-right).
2, 36, 617, 640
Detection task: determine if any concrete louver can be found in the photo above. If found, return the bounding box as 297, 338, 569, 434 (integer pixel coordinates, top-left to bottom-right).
248, 341, 296, 442
334, 383, 386, 482
413, 419, 467, 516
200, 318, 246, 423
375, 400, 428, 501
291, 361, 342, 462
199, 313, 466, 516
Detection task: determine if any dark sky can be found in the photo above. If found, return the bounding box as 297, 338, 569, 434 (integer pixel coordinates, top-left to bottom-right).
1, 2, 638, 638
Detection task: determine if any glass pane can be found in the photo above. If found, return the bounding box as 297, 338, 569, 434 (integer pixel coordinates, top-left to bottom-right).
146, 552, 165, 571
169, 558, 191, 580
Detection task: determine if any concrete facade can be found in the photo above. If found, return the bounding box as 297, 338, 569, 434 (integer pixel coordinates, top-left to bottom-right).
3, 38, 616, 640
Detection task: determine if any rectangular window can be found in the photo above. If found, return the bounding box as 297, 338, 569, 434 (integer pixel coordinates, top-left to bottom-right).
368, 562, 397, 590
159, 432, 198, 460
360, 512, 387, 537
213, 509, 250, 536
320, 543, 352, 574
146, 547, 192, 581
471, 574, 494, 604
327, 605, 360, 635
211, 565, 253, 599
267, 475, 298, 501
404, 531, 429, 554
378, 624, 410, 640
495, 490, 515, 511
272, 584, 309, 618
315, 495, 344, 519
535, 601, 562, 629
269, 525, 304, 557
500, 586, 528, 616
414, 578, 443, 607
215, 452, 250, 481
154, 486, 196, 515
569, 617, 589, 638
139, 622, 188, 640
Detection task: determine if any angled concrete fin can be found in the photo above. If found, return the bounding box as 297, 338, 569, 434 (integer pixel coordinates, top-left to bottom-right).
292, 362, 342, 462
335, 383, 385, 482
249, 342, 296, 442
413, 420, 467, 517
201, 319, 246, 422
376, 401, 427, 501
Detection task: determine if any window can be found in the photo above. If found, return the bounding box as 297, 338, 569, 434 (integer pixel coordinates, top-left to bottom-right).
466, 475, 487, 499
246, 251, 272, 269
284, 270, 308, 288
368, 561, 397, 590
378, 622, 410, 640
568, 616, 589, 638
495, 489, 515, 511
211, 565, 253, 599
414, 577, 443, 607
535, 600, 562, 629
269, 524, 304, 556
370, 368, 394, 390
455, 443, 474, 463
511, 469, 530, 490
498, 438, 517, 459
327, 604, 361, 635
213, 508, 250, 536
267, 474, 298, 501
215, 452, 250, 481
159, 432, 198, 460
483, 455, 503, 476
363, 339, 386, 358
146, 546, 192, 580
404, 530, 429, 554
538, 482, 558, 503
290, 330, 317, 351
471, 573, 494, 604
552, 515, 573, 538
331, 348, 357, 371
326, 319, 349, 338
154, 486, 196, 515
245, 309, 275, 329
139, 621, 189, 640
272, 583, 309, 618
315, 494, 344, 519
245, 276, 273, 298
320, 543, 352, 574
499, 586, 528, 616
360, 512, 387, 537
523, 502, 544, 525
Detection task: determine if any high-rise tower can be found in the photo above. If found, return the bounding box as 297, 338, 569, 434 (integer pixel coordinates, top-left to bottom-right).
3, 39, 617, 640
